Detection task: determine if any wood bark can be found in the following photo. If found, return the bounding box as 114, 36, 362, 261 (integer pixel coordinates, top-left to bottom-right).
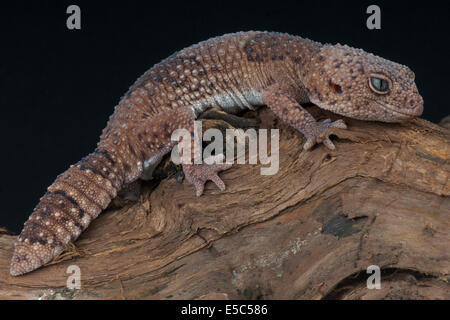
0, 107, 449, 300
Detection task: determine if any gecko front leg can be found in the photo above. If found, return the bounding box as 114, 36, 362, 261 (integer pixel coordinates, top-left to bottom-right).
262, 83, 347, 150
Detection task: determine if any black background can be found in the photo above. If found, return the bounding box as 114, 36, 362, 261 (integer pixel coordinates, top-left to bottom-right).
0, 1, 449, 233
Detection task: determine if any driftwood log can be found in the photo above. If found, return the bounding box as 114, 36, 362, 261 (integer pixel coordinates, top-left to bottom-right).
0, 107, 449, 300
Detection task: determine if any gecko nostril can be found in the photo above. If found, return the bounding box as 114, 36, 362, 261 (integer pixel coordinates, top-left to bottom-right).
412, 98, 424, 116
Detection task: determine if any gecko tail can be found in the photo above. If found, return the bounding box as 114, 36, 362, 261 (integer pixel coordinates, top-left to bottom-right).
10, 149, 123, 276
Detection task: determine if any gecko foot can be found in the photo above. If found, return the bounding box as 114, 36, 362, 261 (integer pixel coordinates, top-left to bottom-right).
303, 119, 347, 151
183, 154, 232, 197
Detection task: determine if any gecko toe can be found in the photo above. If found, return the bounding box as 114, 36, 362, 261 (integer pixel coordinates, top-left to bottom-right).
195, 183, 205, 197
322, 138, 336, 150
211, 174, 226, 191
303, 138, 316, 151
330, 119, 347, 129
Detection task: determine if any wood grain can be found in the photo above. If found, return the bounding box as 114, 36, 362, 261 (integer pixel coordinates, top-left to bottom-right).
0, 107, 448, 299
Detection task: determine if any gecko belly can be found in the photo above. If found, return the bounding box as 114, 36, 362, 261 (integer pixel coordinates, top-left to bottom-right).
191, 91, 264, 117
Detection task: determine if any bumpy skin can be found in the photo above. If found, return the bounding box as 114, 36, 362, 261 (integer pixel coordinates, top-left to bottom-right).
10, 31, 423, 276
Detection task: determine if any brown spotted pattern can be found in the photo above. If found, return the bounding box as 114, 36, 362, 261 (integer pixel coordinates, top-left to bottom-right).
11, 151, 121, 275
304, 44, 423, 122
11, 31, 423, 276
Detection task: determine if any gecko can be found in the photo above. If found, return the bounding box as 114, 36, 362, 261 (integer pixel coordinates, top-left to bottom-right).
10, 31, 423, 276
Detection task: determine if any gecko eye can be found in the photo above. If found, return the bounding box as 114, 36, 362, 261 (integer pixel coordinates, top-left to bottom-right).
369, 76, 390, 94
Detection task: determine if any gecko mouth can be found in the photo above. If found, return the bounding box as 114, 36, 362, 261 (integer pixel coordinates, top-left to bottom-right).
370, 99, 420, 119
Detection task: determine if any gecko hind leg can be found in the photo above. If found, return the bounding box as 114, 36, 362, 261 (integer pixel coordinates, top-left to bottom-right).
182, 154, 232, 197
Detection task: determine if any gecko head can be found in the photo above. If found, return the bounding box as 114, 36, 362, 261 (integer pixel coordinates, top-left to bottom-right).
303, 44, 423, 123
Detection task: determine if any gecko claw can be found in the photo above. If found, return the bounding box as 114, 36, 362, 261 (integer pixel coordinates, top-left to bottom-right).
183, 154, 232, 197
194, 183, 204, 197
303, 119, 347, 151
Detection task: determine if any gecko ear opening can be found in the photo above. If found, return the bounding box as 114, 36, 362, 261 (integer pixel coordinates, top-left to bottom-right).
332, 84, 343, 94
328, 80, 343, 95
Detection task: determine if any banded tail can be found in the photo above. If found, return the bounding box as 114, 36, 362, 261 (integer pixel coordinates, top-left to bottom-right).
10, 150, 124, 276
